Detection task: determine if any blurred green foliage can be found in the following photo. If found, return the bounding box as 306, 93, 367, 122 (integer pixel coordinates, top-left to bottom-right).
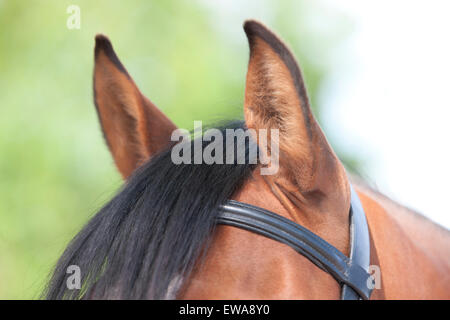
0, 0, 351, 298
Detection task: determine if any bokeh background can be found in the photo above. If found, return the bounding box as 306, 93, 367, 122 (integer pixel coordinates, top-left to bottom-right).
0, 0, 448, 299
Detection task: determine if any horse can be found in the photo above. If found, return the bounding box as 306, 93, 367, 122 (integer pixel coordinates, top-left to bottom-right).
44, 20, 450, 299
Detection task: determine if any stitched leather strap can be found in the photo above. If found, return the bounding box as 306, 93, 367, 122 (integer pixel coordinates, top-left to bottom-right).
341, 186, 372, 299
216, 186, 372, 300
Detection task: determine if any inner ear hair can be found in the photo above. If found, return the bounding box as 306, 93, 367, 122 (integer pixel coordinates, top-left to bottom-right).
242, 20, 348, 203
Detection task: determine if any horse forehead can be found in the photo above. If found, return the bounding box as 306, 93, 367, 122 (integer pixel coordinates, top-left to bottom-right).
231, 172, 302, 225
233, 173, 280, 210
232, 170, 350, 254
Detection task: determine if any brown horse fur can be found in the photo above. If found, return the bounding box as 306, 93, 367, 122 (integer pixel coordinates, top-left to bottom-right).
93, 20, 450, 299
94, 35, 177, 178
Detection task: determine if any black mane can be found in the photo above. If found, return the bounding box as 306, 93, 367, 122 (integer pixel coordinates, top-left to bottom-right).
44, 120, 257, 299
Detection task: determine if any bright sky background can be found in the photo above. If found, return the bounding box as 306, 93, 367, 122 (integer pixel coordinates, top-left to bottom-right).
323, 0, 450, 228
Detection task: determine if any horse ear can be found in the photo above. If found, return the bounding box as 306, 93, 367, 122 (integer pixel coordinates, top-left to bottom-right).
243, 20, 348, 207
93, 35, 177, 179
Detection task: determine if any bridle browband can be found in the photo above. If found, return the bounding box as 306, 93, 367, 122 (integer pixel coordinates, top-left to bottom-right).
216, 185, 373, 300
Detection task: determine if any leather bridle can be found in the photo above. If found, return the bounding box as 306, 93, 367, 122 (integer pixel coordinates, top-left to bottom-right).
216, 185, 373, 300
